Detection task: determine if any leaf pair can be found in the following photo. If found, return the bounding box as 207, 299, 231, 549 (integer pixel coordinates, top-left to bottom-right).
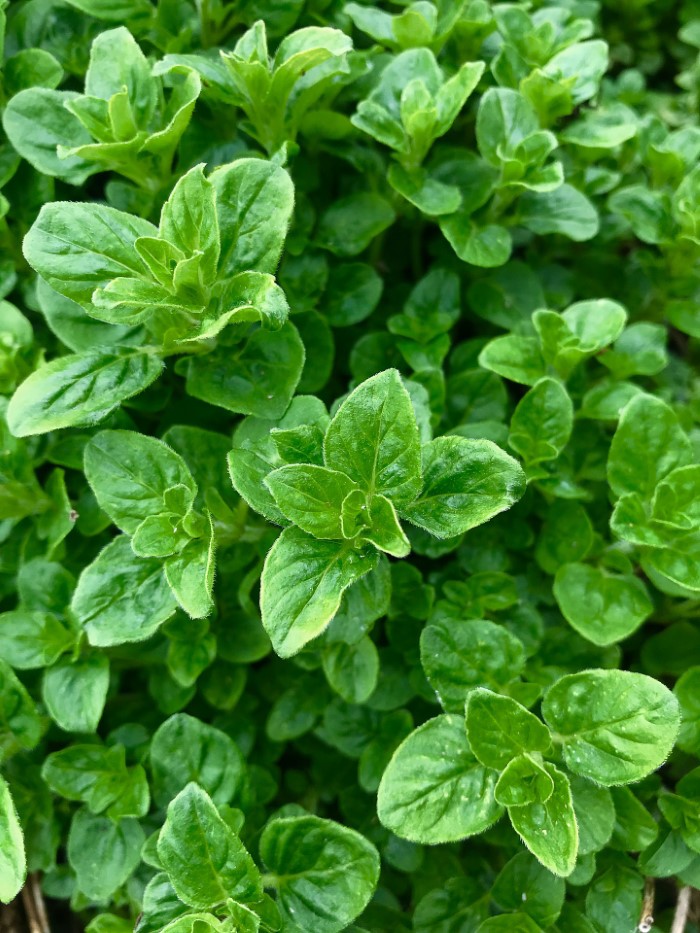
476, 88, 562, 193
3, 27, 201, 188
77, 430, 215, 628
480, 298, 628, 385
608, 394, 700, 594
9, 157, 299, 437
23, 159, 292, 343
345, 1, 464, 53
42, 742, 149, 820
229, 369, 525, 655
352, 48, 483, 214
150, 783, 379, 933
378, 670, 680, 876
162, 20, 354, 155
0, 558, 115, 734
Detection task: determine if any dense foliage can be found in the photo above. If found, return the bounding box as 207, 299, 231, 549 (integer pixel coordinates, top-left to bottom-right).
1, 0, 700, 930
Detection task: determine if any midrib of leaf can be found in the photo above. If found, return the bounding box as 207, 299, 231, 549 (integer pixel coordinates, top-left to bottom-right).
422, 458, 515, 502
81, 562, 166, 623
288, 539, 353, 616
90, 443, 179, 503
42, 213, 153, 283
189, 803, 229, 906
367, 393, 390, 499
397, 759, 482, 814
40, 348, 150, 411
275, 850, 368, 886
279, 883, 339, 921
217, 171, 271, 274
558, 698, 672, 741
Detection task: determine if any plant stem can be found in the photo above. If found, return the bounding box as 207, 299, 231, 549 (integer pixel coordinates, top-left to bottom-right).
638, 877, 654, 932
21, 874, 50, 933
411, 219, 424, 279
0, 900, 22, 933
671, 886, 692, 933
198, 0, 213, 48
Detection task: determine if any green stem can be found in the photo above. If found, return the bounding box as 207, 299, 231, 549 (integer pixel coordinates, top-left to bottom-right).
198, 0, 214, 48
369, 230, 387, 268
482, 185, 519, 225
411, 219, 425, 279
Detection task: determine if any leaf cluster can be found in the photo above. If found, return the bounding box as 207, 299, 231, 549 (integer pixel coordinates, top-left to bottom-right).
1, 1, 700, 931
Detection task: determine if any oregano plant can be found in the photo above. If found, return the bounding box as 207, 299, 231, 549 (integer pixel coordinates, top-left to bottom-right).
0, 1, 699, 931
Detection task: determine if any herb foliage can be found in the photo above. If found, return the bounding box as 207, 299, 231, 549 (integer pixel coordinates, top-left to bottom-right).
0, 0, 699, 930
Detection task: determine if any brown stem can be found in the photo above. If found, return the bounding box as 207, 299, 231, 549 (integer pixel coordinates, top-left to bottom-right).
671, 886, 692, 933
0, 899, 24, 933
638, 877, 654, 932
21, 876, 49, 933
21, 888, 39, 933
29, 877, 49, 933
692, 887, 700, 922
